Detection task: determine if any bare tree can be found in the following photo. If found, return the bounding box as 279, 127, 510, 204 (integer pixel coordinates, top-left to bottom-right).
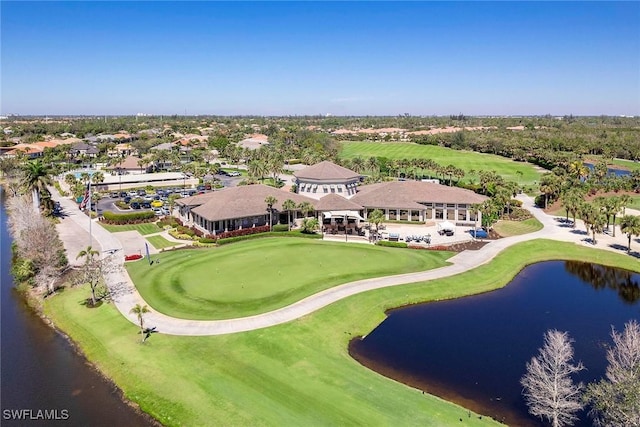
585, 320, 640, 427
71, 250, 120, 306
7, 195, 67, 293
521, 329, 585, 427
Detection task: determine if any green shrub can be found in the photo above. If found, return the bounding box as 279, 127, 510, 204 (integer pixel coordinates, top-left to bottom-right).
198, 237, 217, 244
102, 211, 155, 224
216, 231, 321, 245
272, 224, 289, 232
375, 241, 408, 248
53, 182, 68, 196
115, 201, 130, 209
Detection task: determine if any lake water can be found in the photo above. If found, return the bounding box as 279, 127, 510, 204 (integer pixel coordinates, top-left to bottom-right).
350, 261, 640, 426
0, 187, 156, 426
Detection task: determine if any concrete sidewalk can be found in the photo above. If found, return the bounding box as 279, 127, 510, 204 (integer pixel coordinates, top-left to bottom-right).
51, 189, 638, 337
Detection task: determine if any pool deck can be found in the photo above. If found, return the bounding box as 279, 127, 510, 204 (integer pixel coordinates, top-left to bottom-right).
52, 189, 639, 336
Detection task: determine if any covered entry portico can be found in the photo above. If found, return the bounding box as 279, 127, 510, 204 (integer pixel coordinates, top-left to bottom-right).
321, 210, 365, 235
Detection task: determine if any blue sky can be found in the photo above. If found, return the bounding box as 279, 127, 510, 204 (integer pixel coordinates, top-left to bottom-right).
2, 1, 639, 116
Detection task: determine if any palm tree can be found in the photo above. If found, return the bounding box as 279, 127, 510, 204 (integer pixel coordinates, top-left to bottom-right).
65, 173, 77, 187
350, 157, 365, 174
23, 160, 53, 212
265, 196, 277, 231
300, 217, 319, 234
367, 209, 385, 234
366, 157, 379, 175
568, 160, 589, 182
76, 246, 100, 305
297, 201, 314, 219
129, 304, 151, 342
91, 171, 104, 186
561, 188, 584, 227
282, 199, 297, 231
579, 203, 606, 245
619, 215, 640, 253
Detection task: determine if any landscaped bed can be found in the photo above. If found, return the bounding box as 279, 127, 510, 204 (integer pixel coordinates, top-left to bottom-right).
44, 240, 640, 427
492, 218, 543, 237
127, 238, 454, 320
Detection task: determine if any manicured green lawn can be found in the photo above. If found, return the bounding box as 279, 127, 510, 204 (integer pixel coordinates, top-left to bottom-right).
340, 141, 543, 184
127, 238, 453, 320
146, 235, 177, 250
44, 239, 640, 427
493, 218, 543, 237
626, 195, 640, 210
100, 223, 162, 235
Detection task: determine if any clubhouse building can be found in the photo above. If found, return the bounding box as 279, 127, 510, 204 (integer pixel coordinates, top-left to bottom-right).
176, 161, 488, 236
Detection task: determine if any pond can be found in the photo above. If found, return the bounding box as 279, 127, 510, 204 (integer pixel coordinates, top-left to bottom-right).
0, 187, 155, 426
350, 261, 640, 426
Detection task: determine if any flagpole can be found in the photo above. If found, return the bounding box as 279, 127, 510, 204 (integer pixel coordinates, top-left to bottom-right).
88, 179, 92, 248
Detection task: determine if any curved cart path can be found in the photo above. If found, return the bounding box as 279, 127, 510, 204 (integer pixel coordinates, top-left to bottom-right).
52, 192, 633, 336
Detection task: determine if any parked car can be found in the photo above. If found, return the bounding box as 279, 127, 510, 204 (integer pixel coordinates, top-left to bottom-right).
141, 201, 152, 209
197, 185, 205, 192
188, 189, 197, 196
137, 189, 147, 196
127, 191, 138, 197
123, 196, 132, 204
151, 200, 163, 208
130, 202, 141, 209
468, 228, 488, 239
218, 170, 229, 176
152, 208, 163, 216
119, 192, 128, 198
110, 191, 119, 198
228, 171, 241, 177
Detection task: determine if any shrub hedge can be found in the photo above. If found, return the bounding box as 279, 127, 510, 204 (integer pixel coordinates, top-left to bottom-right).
101, 211, 155, 224
216, 230, 321, 245
272, 224, 289, 232
375, 241, 408, 248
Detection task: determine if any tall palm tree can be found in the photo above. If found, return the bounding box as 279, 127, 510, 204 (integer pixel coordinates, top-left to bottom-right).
76, 246, 100, 305
561, 188, 584, 227
282, 199, 297, 231
366, 157, 379, 175
350, 157, 365, 174
23, 160, 53, 212
129, 304, 151, 342
91, 171, 105, 186
619, 215, 640, 253
367, 209, 385, 234
579, 203, 606, 245
297, 201, 314, 219
265, 196, 278, 230
64, 173, 78, 191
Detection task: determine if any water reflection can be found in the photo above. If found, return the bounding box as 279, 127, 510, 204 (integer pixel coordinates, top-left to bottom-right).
0, 187, 156, 427
350, 261, 640, 426
565, 261, 640, 303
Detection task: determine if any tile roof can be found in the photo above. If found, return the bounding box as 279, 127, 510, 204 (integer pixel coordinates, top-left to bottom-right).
179, 184, 317, 222
350, 181, 488, 209
314, 193, 363, 211
294, 161, 360, 181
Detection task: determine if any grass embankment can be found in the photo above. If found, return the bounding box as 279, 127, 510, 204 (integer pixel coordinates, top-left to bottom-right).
100, 223, 162, 235
493, 218, 543, 237
146, 235, 177, 250
339, 141, 542, 185
127, 238, 453, 320
44, 239, 640, 427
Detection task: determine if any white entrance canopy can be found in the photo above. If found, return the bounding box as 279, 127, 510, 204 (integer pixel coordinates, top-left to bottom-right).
322, 210, 365, 221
